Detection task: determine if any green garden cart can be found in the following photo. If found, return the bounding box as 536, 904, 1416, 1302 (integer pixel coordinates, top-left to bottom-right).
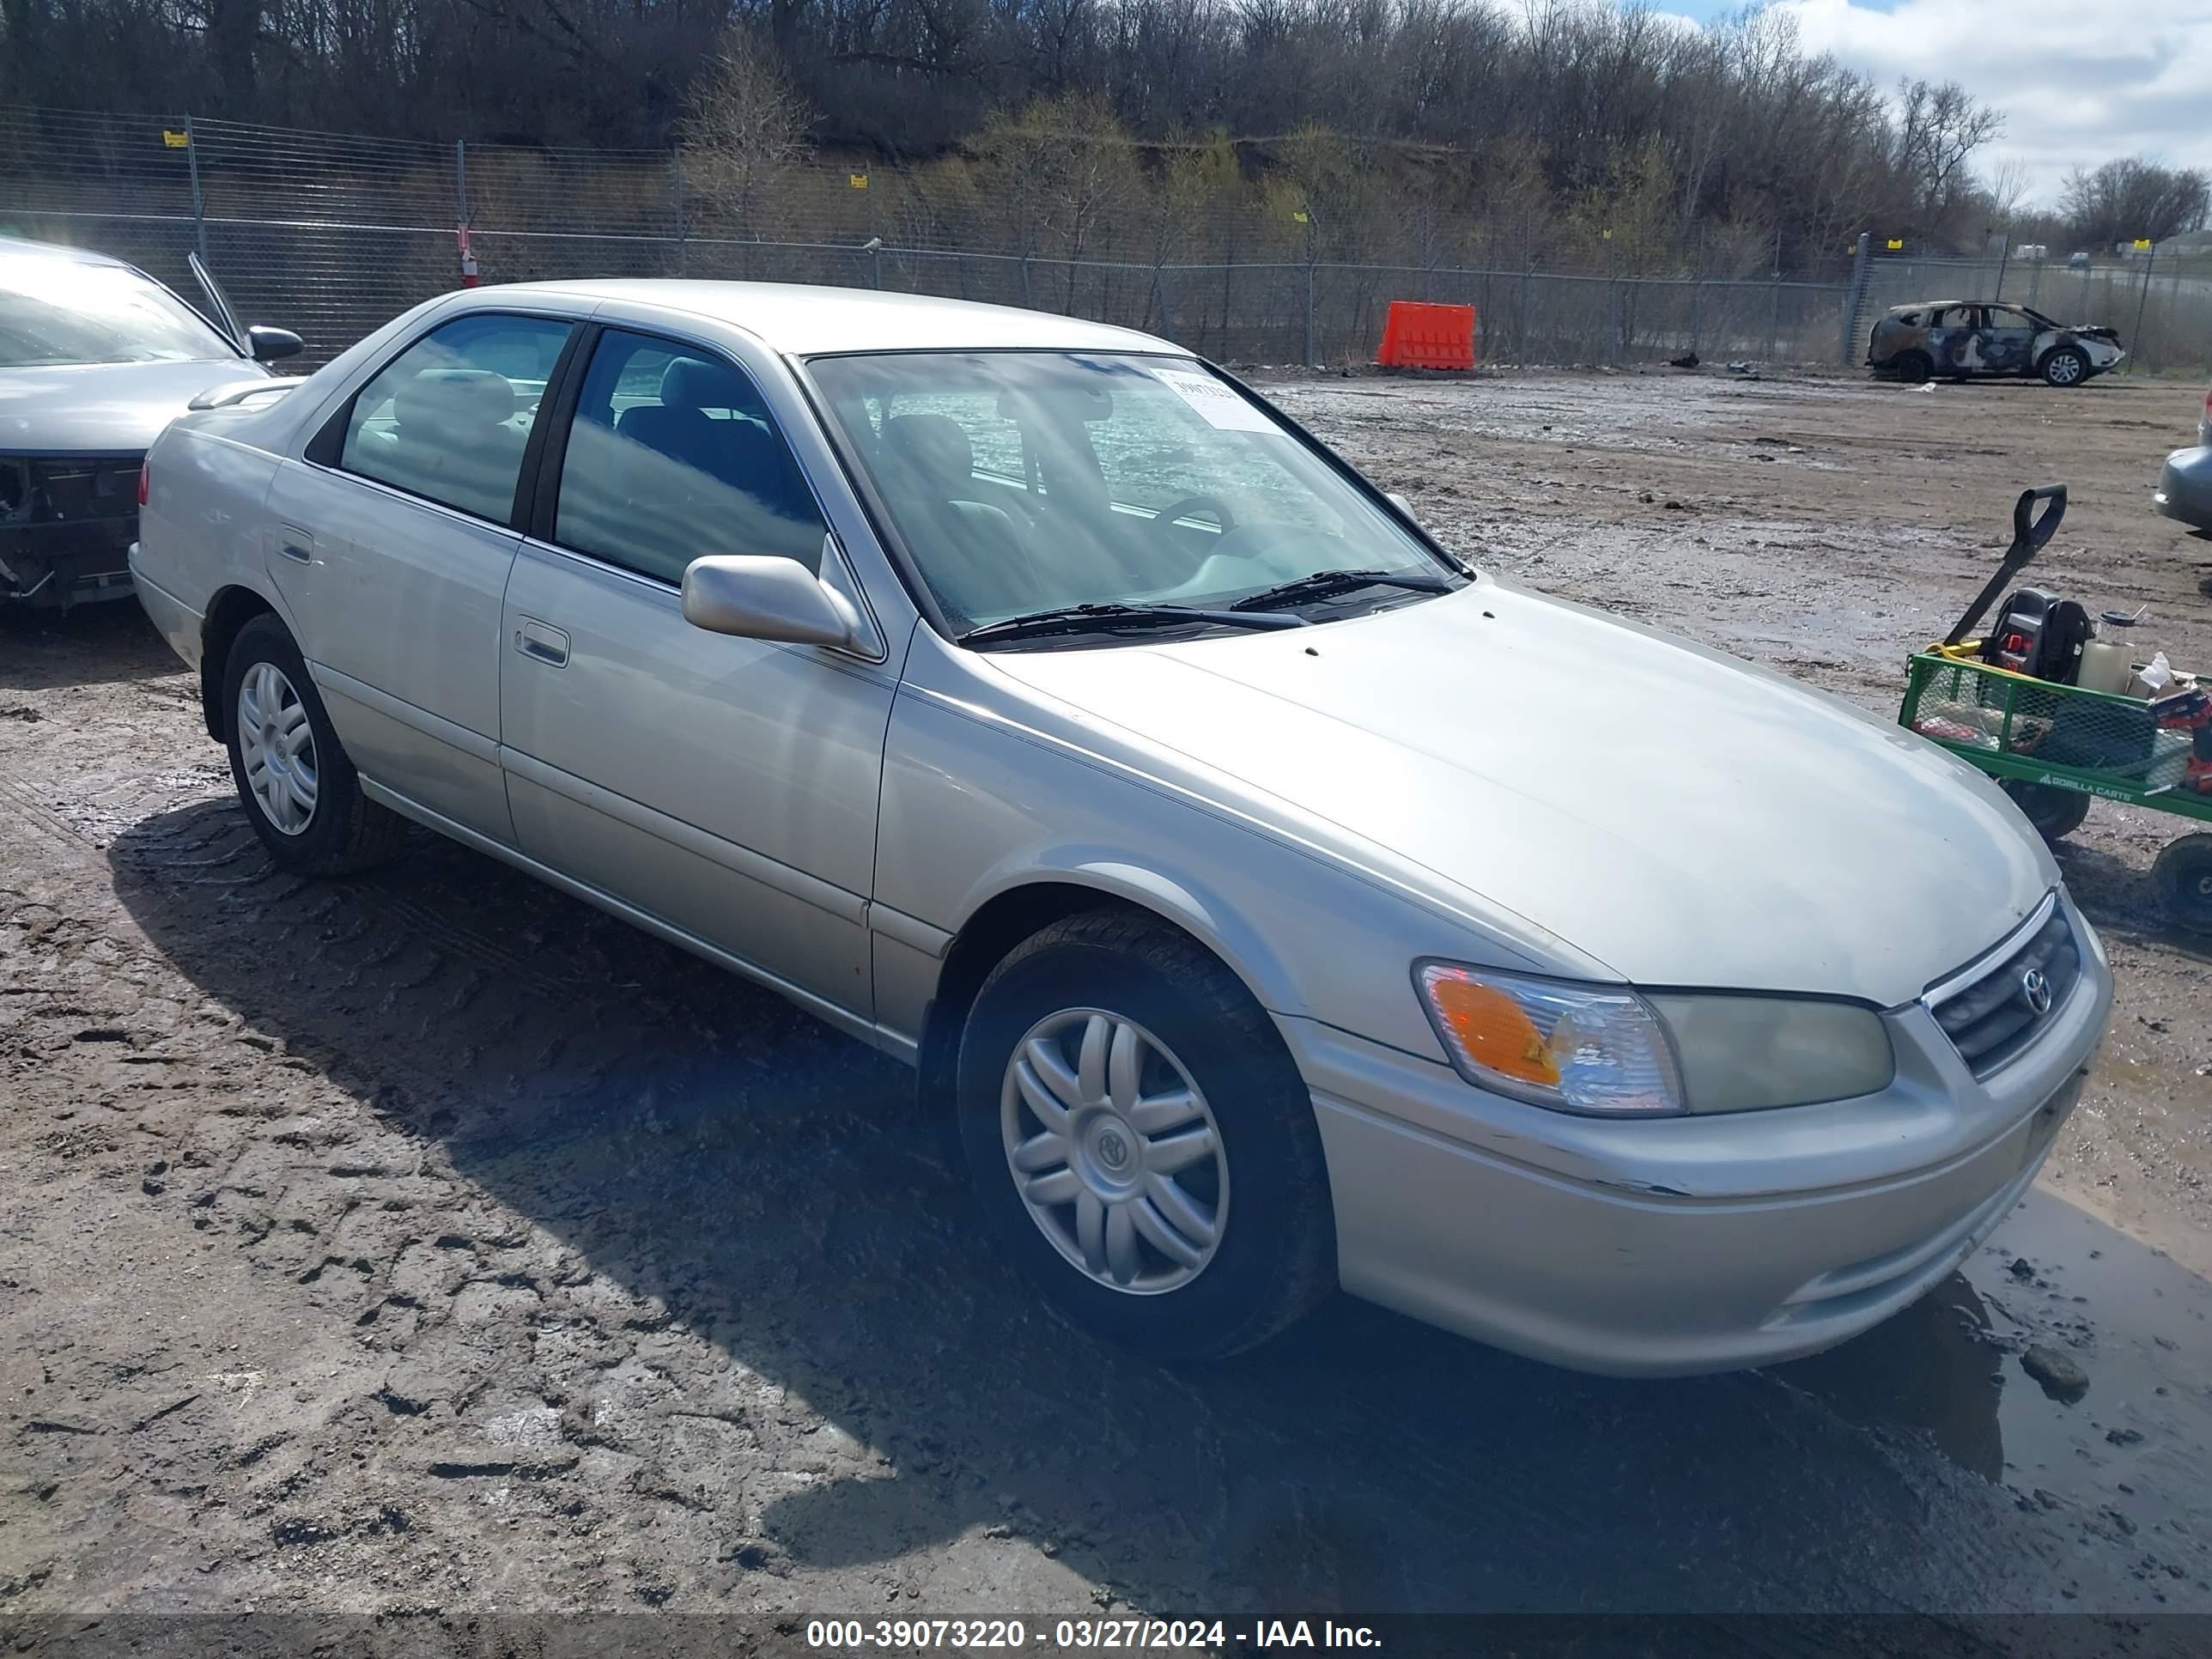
1899, 486, 2212, 933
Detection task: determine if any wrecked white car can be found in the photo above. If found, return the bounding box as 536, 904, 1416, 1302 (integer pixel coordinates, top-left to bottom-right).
1868, 301, 2124, 388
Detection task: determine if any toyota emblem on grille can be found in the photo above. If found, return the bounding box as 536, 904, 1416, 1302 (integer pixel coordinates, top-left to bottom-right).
2020, 969, 2053, 1016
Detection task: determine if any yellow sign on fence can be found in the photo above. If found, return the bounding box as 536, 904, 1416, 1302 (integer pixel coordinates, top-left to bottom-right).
2133, 238, 2153, 250
1291, 210, 1310, 224
848, 173, 868, 190
161, 129, 190, 149
1885, 237, 1905, 250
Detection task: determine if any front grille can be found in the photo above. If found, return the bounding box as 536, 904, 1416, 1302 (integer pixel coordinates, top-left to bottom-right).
1928, 902, 2080, 1078
3, 456, 142, 526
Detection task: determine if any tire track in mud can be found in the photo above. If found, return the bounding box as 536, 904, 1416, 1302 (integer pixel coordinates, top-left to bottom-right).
0, 771, 96, 855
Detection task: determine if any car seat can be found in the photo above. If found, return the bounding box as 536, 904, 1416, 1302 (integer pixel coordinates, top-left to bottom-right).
387, 368, 525, 521
879, 411, 1046, 622
617, 359, 820, 563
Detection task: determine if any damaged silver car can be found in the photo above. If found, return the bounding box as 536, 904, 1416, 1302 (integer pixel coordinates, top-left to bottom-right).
1, 237, 301, 609
1868, 301, 2124, 388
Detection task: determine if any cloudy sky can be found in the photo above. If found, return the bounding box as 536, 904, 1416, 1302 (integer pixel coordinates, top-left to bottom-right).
1668, 0, 2212, 205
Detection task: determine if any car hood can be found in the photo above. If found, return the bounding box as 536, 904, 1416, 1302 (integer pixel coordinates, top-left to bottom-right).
983, 582, 2052, 1006
0, 358, 261, 454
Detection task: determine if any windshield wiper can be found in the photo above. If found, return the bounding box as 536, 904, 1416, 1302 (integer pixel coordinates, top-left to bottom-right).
1229, 568, 1453, 612
960, 602, 1309, 646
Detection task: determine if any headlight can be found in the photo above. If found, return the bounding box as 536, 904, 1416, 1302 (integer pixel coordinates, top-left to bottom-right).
1416, 963, 1895, 1116
1645, 994, 1893, 1113
1415, 963, 1683, 1115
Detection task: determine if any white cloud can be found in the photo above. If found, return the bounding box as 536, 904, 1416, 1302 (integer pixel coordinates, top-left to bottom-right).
1775, 0, 2212, 206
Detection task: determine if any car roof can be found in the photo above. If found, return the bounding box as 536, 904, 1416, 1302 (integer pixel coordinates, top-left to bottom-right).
475, 279, 1183, 358
1889, 300, 2039, 313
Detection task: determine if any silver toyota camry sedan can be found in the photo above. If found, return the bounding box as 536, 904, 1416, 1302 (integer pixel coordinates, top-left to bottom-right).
129, 282, 2112, 1375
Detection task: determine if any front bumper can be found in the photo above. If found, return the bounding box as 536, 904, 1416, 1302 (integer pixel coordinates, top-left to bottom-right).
1283, 890, 2113, 1376
2, 451, 143, 608
2154, 445, 2212, 532
0, 517, 138, 607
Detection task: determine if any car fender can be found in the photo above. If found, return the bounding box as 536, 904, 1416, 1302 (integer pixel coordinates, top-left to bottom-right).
957, 843, 1311, 1018
2033, 327, 2124, 372
137, 423, 292, 630
874, 674, 1588, 1066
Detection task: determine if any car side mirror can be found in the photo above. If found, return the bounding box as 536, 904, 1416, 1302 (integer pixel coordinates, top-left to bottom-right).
247, 325, 304, 363
682, 554, 868, 652
1386, 490, 1419, 523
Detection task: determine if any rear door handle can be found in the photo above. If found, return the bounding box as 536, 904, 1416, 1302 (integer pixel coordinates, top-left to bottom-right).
514, 617, 570, 667
276, 525, 313, 563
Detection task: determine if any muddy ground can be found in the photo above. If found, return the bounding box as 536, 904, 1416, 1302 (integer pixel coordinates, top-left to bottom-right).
4, 365, 2212, 1644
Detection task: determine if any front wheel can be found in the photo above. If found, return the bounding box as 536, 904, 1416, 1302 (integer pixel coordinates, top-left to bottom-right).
2002, 780, 2092, 843
2041, 346, 2089, 387
2152, 834, 2212, 933
1893, 350, 1934, 386
222, 612, 407, 875
954, 908, 1335, 1361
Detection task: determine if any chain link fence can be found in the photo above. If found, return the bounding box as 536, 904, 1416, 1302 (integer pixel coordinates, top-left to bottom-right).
0, 105, 1871, 373
6, 105, 2208, 380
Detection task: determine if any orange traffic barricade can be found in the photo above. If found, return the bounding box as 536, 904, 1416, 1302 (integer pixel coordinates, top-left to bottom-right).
1376, 301, 1477, 371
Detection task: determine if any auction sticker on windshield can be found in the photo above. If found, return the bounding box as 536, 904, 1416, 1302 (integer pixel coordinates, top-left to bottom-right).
1151, 363, 1274, 432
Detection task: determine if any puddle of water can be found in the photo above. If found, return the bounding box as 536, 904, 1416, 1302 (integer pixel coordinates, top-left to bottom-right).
1778, 1188, 2212, 1556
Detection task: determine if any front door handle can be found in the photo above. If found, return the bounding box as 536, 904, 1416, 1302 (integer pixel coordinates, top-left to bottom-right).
514, 617, 570, 667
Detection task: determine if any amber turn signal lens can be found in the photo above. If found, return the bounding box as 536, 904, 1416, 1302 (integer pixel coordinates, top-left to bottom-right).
1426, 975, 1562, 1088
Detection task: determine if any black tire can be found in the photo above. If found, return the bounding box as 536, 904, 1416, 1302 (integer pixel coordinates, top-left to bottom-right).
2002, 780, 2092, 843
1893, 350, 1933, 386
221, 612, 407, 876
2151, 834, 2212, 934
954, 907, 1335, 1361
2041, 345, 2089, 388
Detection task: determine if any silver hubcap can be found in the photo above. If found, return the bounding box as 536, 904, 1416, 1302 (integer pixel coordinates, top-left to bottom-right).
1000, 1008, 1228, 1295
2051, 355, 2081, 384
236, 660, 318, 836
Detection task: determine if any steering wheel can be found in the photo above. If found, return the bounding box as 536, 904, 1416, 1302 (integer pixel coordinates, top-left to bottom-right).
1150, 495, 1237, 539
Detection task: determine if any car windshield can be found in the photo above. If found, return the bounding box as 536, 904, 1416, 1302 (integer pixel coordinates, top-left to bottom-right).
807, 350, 1460, 639
0, 257, 237, 368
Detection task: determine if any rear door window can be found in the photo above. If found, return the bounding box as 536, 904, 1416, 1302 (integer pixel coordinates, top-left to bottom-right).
337, 313, 572, 524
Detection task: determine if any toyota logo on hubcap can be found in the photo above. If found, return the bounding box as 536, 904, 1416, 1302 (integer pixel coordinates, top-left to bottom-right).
2020, 969, 2052, 1017
1096, 1127, 1129, 1170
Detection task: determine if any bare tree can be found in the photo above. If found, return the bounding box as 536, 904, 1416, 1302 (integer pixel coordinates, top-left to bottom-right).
681, 25, 816, 245
3, 0, 2185, 285
1893, 78, 2003, 231
2060, 157, 2212, 250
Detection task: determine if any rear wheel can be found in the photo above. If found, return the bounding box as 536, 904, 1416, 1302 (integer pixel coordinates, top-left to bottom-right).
2041, 345, 2089, 387
2152, 835, 2212, 933
1893, 350, 1933, 386
2002, 780, 2092, 843
222, 613, 407, 876
954, 908, 1335, 1361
